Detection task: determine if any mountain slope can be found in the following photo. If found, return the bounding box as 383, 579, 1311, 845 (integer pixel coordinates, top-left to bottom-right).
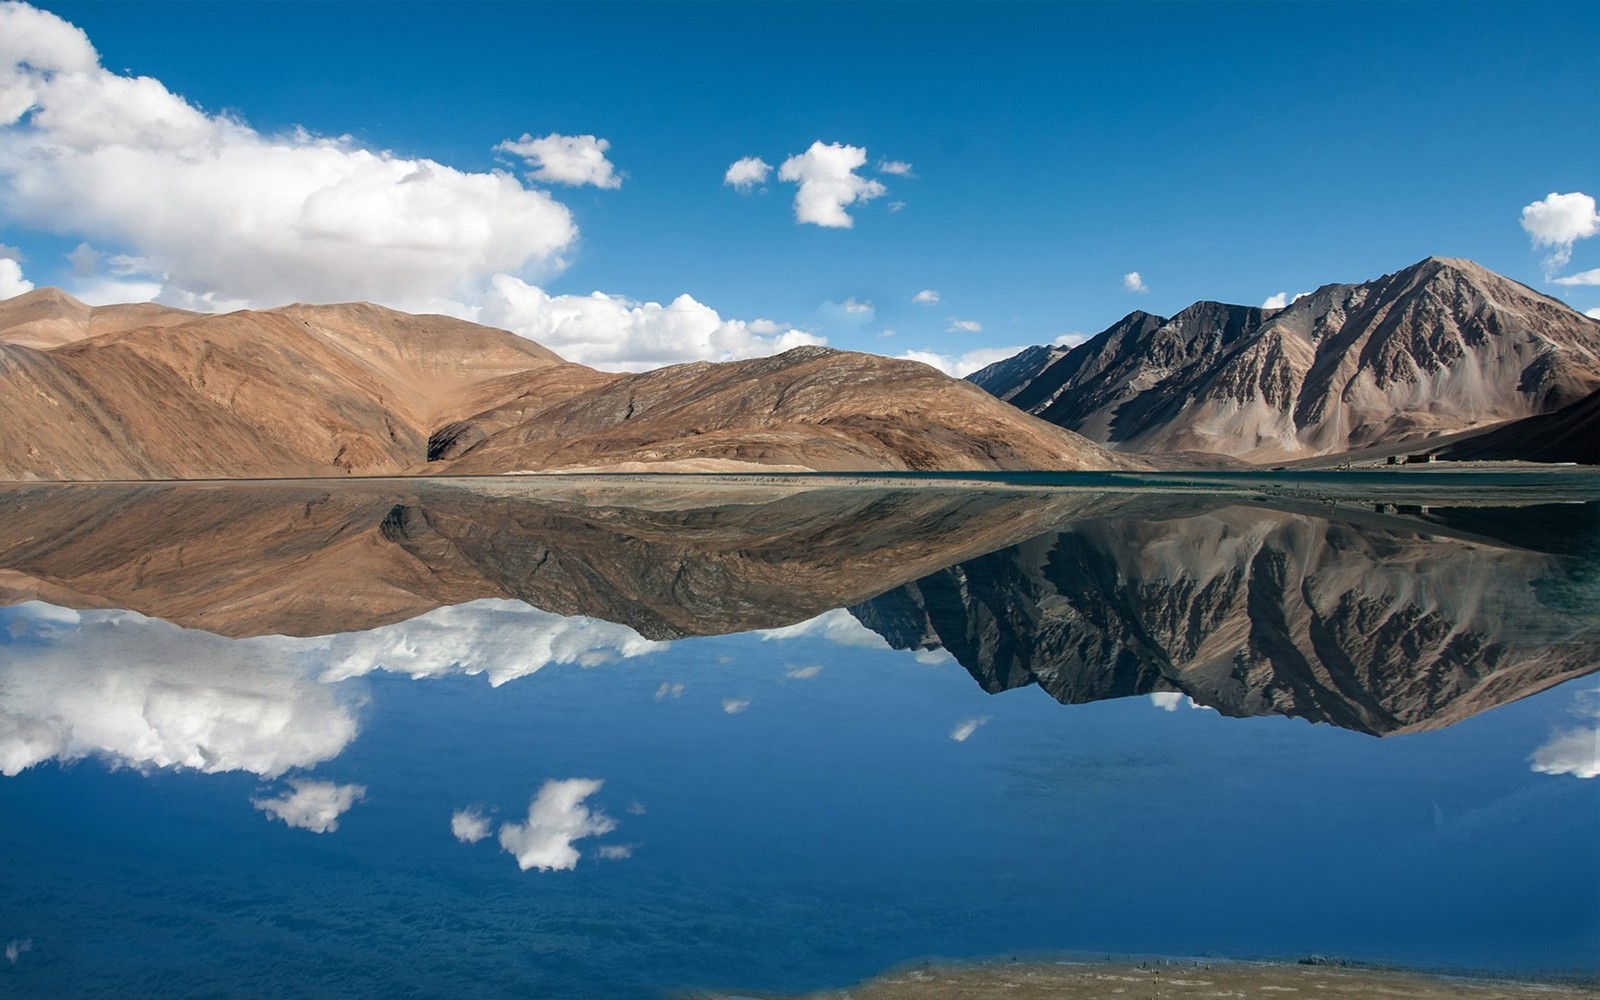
0, 288, 1123, 479
972, 257, 1600, 462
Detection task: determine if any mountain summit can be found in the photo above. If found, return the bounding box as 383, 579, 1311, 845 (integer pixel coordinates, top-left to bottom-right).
970, 257, 1600, 462
0, 288, 1121, 479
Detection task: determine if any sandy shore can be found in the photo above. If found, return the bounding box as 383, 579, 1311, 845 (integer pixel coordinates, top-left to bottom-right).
694, 959, 1599, 999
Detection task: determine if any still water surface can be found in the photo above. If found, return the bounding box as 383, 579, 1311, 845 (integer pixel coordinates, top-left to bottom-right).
0, 478, 1596, 997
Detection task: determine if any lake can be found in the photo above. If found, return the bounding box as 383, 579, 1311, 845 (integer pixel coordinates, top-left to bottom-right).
1, 474, 1596, 998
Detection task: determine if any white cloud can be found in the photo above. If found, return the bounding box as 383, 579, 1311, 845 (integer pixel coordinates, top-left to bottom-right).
496, 132, 621, 189
758, 608, 889, 648
0, 255, 29, 298
0, 3, 578, 309
777, 141, 887, 228
1551, 268, 1600, 287
254, 778, 365, 833
497, 778, 617, 872
654, 681, 685, 701
1123, 271, 1149, 293
949, 716, 989, 742
784, 665, 823, 680
887, 200, 905, 214
317, 599, 665, 687
1149, 691, 1209, 712
896, 346, 1025, 378
947, 318, 982, 333
451, 807, 493, 844
1586, 308, 1600, 320
914, 648, 953, 665
480, 275, 823, 371
843, 297, 873, 315
1052, 332, 1087, 348
1521, 192, 1600, 272
1262, 292, 1288, 309
876, 159, 914, 176
912, 289, 940, 305
721, 697, 751, 715
0, 602, 359, 779
595, 843, 634, 860
1530, 728, 1599, 779
723, 155, 771, 192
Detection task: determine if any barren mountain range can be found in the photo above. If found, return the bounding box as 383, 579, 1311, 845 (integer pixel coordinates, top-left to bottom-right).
970, 256, 1600, 463
0, 288, 1117, 479
4, 255, 1597, 480
1, 480, 1592, 734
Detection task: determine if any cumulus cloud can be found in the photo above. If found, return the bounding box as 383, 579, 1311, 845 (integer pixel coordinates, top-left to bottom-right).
897, 346, 1025, 378
777, 141, 888, 228
1530, 728, 1599, 779
0, 254, 29, 298
0, 602, 359, 779
723, 155, 771, 192
254, 778, 365, 833
1586, 307, 1600, 320
949, 716, 989, 742
1522, 192, 1600, 271
876, 159, 914, 176
1262, 291, 1311, 308
946, 318, 982, 333
1551, 268, 1600, 287
317, 599, 666, 687
480, 275, 823, 371
1052, 332, 1088, 348
0, 3, 579, 309
451, 807, 493, 844
721, 697, 751, 715
1149, 691, 1210, 711
1123, 271, 1149, 293
496, 132, 621, 189
758, 608, 890, 648
912, 289, 940, 305
497, 778, 617, 871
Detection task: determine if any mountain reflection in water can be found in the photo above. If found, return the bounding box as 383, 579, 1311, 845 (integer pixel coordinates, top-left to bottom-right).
2, 478, 1595, 735
0, 477, 1596, 997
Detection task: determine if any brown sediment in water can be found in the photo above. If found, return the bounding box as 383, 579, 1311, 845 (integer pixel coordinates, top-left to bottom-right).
696, 960, 1600, 999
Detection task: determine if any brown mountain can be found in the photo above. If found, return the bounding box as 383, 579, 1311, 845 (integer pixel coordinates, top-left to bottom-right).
0, 288, 1122, 479
969, 257, 1600, 463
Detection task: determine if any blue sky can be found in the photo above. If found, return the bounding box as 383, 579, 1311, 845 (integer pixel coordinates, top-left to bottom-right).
1, 1, 1597, 372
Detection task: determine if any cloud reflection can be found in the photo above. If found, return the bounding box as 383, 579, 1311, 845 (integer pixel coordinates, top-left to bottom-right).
0, 599, 667, 779
497, 778, 618, 872
254, 779, 366, 833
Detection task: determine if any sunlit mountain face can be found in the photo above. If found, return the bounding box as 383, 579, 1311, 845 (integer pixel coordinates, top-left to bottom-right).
1, 477, 1596, 997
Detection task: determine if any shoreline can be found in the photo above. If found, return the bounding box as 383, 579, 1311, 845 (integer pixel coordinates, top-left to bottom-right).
2, 464, 1598, 506
693, 956, 1600, 999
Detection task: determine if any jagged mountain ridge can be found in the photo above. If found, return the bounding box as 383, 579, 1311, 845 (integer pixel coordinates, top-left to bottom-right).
968, 257, 1600, 462
0, 287, 1124, 479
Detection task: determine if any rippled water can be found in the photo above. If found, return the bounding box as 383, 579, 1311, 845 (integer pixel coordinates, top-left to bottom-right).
1, 476, 1596, 998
